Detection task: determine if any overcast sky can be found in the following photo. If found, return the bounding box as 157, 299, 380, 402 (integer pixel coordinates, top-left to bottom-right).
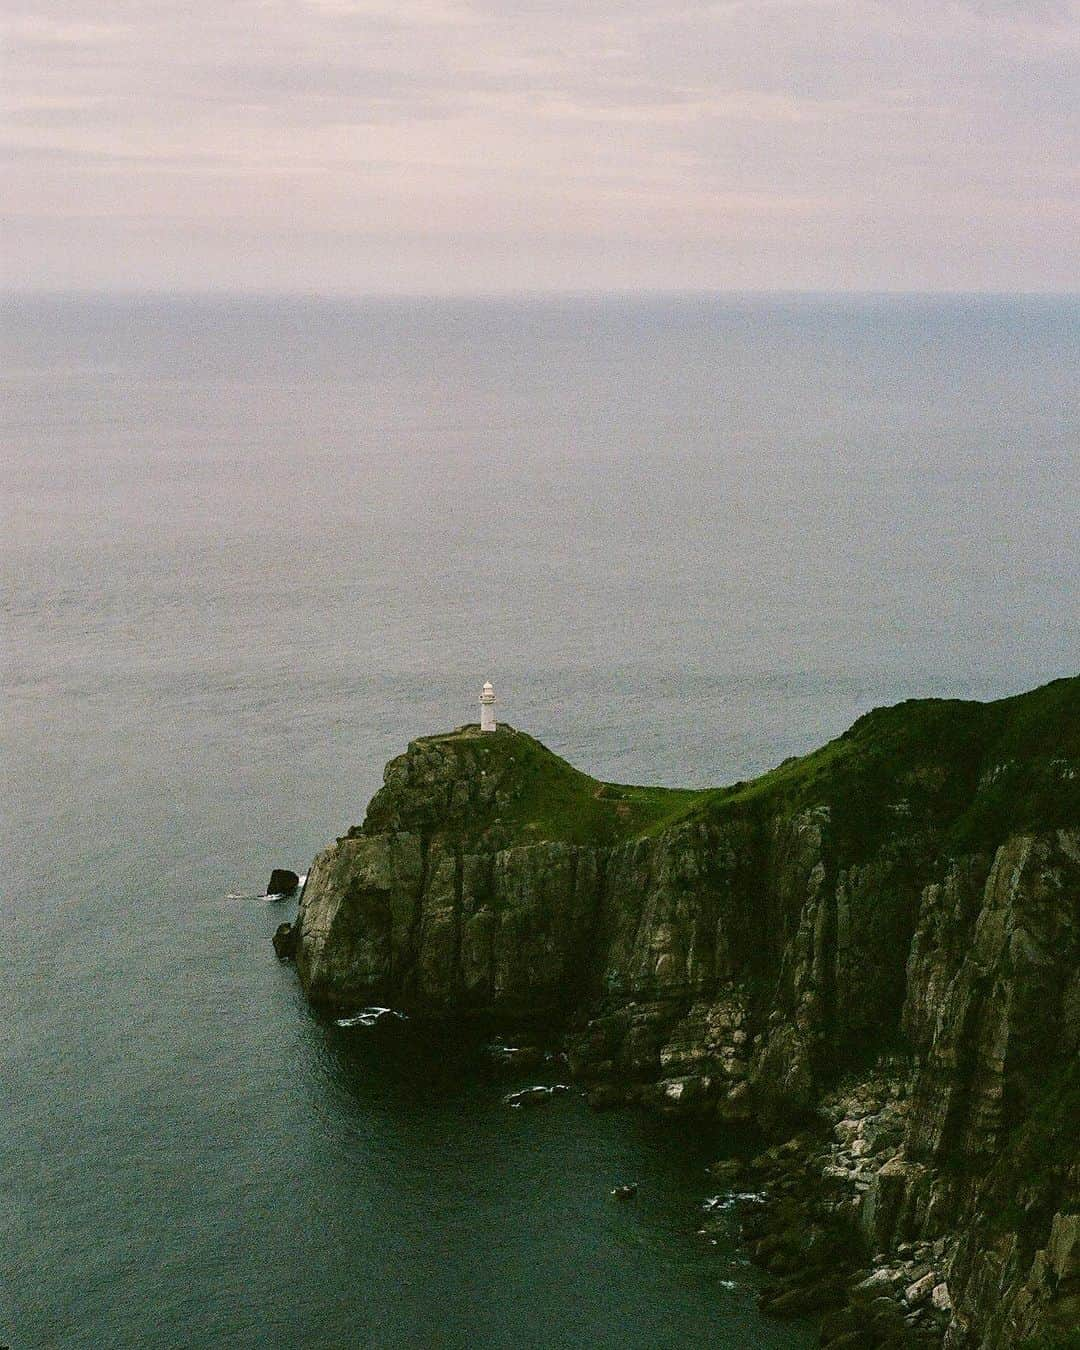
2, 0, 1078, 293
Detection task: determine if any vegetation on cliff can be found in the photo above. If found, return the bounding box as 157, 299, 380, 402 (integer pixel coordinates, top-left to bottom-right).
356, 674, 1078, 858
716, 673, 1079, 856
356, 724, 711, 846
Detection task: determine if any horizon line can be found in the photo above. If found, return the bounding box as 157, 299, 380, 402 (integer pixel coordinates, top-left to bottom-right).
4, 285, 1079, 304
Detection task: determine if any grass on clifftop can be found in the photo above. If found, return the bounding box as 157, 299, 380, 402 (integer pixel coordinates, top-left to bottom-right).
415, 725, 712, 845
710, 674, 1079, 856
386, 675, 1078, 851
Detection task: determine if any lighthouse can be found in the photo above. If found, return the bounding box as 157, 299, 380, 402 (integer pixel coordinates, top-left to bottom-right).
479, 681, 496, 732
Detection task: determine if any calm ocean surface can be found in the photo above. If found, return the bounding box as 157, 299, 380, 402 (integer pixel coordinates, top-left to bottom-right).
2, 294, 1078, 1349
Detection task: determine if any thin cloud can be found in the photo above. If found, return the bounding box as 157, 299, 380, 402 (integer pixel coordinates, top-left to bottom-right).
2, 0, 1077, 290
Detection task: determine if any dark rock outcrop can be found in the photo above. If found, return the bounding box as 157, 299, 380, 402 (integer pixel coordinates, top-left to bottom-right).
272, 921, 298, 959
267, 868, 300, 896
287, 680, 1080, 1348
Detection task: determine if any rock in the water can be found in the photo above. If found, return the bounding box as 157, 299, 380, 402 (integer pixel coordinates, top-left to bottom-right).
485, 1043, 545, 1071
334, 1007, 408, 1029
707, 1158, 742, 1185
267, 869, 300, 896
272, 922, 298, 960
586, 1084, 626, 1111
503, 1085, 569, 1108
611, 1183, 638, 1200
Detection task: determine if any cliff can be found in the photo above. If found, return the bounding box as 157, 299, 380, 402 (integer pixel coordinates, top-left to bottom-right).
289, 677, 1080, 1349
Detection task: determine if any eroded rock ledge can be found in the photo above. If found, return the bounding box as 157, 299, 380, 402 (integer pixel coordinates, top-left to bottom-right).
285, 679, 1080, 1349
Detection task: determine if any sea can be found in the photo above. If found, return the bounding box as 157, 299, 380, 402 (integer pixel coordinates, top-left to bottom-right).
2, 293, 1078, 1349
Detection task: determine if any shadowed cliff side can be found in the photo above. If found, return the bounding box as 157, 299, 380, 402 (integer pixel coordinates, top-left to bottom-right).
290, 678, 1079, 1349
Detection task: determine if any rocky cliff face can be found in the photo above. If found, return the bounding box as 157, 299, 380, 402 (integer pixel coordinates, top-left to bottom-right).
289, 678, 1080, 1349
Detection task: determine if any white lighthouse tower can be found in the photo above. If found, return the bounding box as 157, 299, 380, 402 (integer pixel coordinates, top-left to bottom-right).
479, 681, 497, 732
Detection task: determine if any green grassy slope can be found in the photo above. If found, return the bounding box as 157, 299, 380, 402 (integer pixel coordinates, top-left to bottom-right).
411, 726, 712, 845
710, 674, 1079, 856
380, 676, 1078, 850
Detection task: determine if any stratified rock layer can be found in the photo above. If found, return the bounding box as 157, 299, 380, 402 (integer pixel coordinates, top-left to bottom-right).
293, 681, 1080, 1349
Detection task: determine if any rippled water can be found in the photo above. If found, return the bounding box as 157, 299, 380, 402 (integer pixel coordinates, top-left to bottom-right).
3, 294, 1077, 1348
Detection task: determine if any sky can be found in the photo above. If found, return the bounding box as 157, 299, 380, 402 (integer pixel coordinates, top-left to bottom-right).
2, 0, 1078, 294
